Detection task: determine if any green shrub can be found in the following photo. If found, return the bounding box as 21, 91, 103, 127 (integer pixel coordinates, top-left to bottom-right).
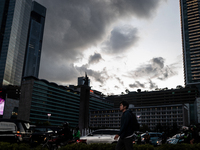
61, 143, 154, 150
156, 143, 200, 150
2, 142, 200, 150
0, 142, 47, 150
137, 144, 154, 150
0, 142, 13, 150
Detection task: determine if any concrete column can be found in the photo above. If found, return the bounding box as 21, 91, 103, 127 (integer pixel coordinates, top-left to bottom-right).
79, 85, 90, 131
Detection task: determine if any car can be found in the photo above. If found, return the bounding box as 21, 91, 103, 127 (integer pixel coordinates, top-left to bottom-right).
29, 126, 63, 145
0, 119, 31, 143
79, 129, 120, 144
141, 132, 162, 146
166, 133, 185, 144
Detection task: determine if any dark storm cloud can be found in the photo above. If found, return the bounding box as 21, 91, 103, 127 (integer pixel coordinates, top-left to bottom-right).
115, 77, 124, 85
39, 58, 80, 84
129, 81, 145, 88
129, 80, 158, 90
149, 79, 158, 89
35, 0, 162, 83
128, 57, 177, 80
102, 26, 139, 54
88, 53, 103, 64
75, 65, 109, 84
152, 57, 164, 68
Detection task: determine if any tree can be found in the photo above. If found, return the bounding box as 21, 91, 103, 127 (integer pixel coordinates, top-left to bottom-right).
176, 85, 183, 89
125, 89, 130, 94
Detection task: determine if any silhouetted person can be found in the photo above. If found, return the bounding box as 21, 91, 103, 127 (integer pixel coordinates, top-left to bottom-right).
190, 125, 198, 144
114, 101, 134, 150
57, 122, 73, 145
162, 132, 167, 144
73, 126, 81, 140
144, 131, 150, 144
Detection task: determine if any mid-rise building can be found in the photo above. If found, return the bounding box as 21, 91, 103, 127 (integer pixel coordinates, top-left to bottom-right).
0, 0, 32, 86
18, 76, 114, 127
89, 104, 189, 131
23, 1, 46, 78
107, 87, 198, 124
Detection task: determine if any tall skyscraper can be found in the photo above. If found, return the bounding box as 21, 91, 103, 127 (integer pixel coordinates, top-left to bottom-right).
23, 1, 46, 78
180, 0, 200, 88
180, 0, 200, 124
0, 0, 32, 86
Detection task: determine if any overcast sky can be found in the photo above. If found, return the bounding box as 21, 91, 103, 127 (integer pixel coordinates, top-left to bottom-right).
35, 0, 184, 95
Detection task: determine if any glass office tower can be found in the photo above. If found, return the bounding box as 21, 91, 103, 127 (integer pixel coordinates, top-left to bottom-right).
180, 0, 200, 124
0, 0, 32, 86
23, 1, 46, 78
180, 0, 200, 86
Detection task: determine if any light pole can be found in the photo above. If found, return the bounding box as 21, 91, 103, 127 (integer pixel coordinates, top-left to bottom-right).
47, 114, 51, 122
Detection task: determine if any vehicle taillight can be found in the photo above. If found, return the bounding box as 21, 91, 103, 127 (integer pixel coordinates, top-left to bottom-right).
49, 138, 58, 142
77, 139, 87, 143
16, 131, 22, 137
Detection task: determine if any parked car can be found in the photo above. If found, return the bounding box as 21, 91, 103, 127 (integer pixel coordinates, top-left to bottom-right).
141, 132, 162, 146
166, 133, 185, 144
79, 129, 120, 144
29, 126, 63, 145
0, 119, 31, 143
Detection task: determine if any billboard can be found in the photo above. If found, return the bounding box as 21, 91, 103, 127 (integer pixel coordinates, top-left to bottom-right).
0, 97, 5, 115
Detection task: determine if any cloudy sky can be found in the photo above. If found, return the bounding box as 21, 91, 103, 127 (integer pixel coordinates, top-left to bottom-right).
35, 0, 184, 95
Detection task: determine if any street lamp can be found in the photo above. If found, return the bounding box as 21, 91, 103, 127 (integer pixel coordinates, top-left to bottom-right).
47, 114, 51, 122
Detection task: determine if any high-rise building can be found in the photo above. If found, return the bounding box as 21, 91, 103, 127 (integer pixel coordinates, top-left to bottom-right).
23, 1, 46, 78
0, 0, 32, 86
180, 0, 200, 87
180, 0, 200, 123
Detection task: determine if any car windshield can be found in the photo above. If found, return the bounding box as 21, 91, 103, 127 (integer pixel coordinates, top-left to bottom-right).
91, 131, 102, 135
89, 130, 119, 136
32, 127, 46, 133
101, 130, 119, 135
141, 133, 162, 137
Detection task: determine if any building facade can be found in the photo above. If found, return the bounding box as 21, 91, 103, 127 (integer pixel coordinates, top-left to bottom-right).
89, 104, 189, 131
180, 0, 200, 86
107, 87, 198, 124
23, 1, 46, 78
180, 0, 200, 123
0, 0, 32, 86
18, 76, 113, 127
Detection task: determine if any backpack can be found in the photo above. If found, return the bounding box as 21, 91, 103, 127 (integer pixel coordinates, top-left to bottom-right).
130, 112, 140, 131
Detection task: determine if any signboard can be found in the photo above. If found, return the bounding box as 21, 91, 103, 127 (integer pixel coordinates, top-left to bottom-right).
0, 97, 5, 115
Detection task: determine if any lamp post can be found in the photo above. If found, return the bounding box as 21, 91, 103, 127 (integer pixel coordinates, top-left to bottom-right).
47, 114, 51, 122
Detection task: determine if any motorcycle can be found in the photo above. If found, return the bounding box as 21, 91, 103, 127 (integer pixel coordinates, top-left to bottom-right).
42, 133, 59, 150
41, 133, 77, 150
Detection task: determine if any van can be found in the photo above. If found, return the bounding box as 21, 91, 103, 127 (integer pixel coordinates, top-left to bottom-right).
0, 119, 31, 143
